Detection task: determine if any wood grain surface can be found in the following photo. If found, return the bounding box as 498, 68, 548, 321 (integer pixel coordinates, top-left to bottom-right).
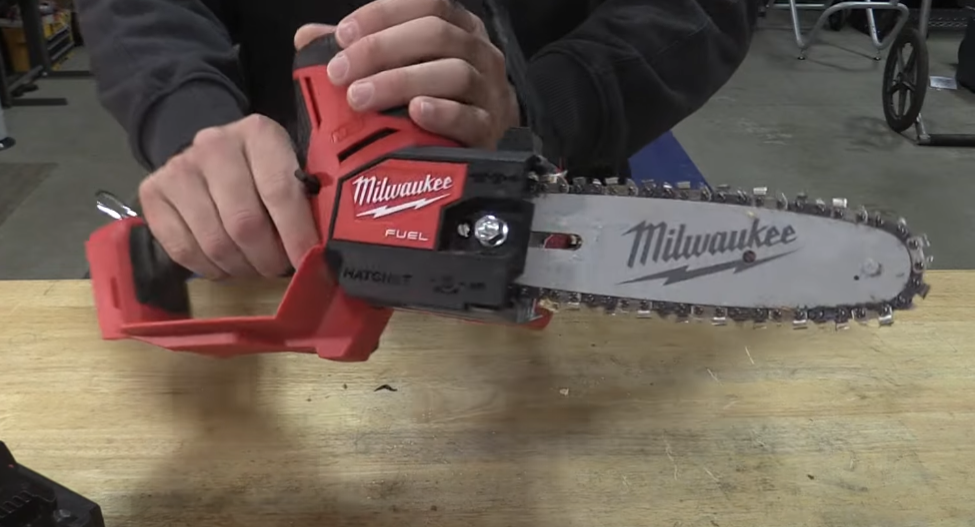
1, 272, 972, 527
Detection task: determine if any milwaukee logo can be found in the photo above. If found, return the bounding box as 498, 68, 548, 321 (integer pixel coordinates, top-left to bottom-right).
352, 173, 453, 219
620, 218, 799, 285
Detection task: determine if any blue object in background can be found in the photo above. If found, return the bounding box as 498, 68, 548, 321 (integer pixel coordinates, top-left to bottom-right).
627, 131, 708, 188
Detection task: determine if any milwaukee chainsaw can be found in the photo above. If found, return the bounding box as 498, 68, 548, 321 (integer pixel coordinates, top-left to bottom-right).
84, 6, 931, 362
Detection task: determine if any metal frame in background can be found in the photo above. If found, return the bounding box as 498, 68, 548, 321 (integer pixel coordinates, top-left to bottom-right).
763, 0, 911, 59
882, 0, 975, 145
0, 0, 92, 108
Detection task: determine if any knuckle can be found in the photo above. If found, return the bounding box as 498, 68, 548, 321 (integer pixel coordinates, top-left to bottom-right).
161, 155, 197, 182
463, 60, 480, 90
260, 255, 291, 278
259, 173, 302, 205
358, 33, 384, 63
192, 126, 228, 148
431, 0, 453, 18
137, 176, 158, 203
224, 210, 269, 244
371, 0, 394, 27
237, 113, 275, 137
449, 59, 478, 95
434, 16, 456, 43
165, 240, 199, 270
486, 44, 505, 73
461, 30, 479, 58
387, 66, 410, 92
197, 231, 237, 263
471, 15, 487, 35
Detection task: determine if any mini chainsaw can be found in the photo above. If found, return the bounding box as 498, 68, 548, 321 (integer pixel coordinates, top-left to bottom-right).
83, 3, 931, 361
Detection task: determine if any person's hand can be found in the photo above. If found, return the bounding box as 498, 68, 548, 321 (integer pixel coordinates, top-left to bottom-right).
294, 0, 520, 149
138, 114, 319, 280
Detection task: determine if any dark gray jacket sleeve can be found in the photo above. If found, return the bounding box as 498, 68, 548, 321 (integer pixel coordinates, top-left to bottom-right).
76, 0, 248, 170
527, 0, 757, 171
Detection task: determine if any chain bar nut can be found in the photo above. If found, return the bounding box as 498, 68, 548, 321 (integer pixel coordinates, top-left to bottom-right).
474, 214, 509, 247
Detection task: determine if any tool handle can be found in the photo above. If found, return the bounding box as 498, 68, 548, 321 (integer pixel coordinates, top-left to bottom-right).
129, 224, 193, 312
291, 32, 423, 177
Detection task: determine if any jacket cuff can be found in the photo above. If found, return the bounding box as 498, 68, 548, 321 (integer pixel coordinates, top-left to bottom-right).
137, 79, 246, 170
527, 49, 607, 167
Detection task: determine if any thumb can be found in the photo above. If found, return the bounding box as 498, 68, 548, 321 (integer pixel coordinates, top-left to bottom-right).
294, 23, 337, 50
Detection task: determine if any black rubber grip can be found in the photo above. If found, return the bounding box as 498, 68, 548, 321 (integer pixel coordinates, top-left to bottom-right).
294, 32, 342, 69
129, 224, 192, 314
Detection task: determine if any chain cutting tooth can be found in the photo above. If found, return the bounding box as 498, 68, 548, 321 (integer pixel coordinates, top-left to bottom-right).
545, 172, 569, 193
752, 187, 768, 206
832, 197, 847, 218
624, 180, 639, 196
878, 305, 894, 326
751, 309, 770, 329
565, 293, 581, 309
567, 178, 583, 194
856, 207, 869, 222
792, 309, 808, 329
601, 296, 620, 315
916, 281, 931, 299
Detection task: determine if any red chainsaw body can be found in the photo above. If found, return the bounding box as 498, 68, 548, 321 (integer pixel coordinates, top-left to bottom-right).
85, 43, 551, 361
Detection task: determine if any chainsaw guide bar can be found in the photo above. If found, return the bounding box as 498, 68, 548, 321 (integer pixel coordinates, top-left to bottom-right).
516, 175, 931, 330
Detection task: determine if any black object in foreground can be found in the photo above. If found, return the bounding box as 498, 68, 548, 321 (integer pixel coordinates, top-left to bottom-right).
0, 441, 105, 527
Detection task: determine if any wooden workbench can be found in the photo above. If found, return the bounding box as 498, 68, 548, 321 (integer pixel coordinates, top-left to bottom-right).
1, 272, 972, 526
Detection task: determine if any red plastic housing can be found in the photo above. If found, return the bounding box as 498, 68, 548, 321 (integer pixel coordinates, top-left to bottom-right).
84, 59, 550, 362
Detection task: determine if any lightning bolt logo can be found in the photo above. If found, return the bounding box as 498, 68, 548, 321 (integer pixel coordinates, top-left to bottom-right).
356, 194, 450, 219
619, 250, 798, 286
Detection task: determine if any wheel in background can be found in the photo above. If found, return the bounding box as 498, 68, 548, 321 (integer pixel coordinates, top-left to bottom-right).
882, 26, 929, 133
